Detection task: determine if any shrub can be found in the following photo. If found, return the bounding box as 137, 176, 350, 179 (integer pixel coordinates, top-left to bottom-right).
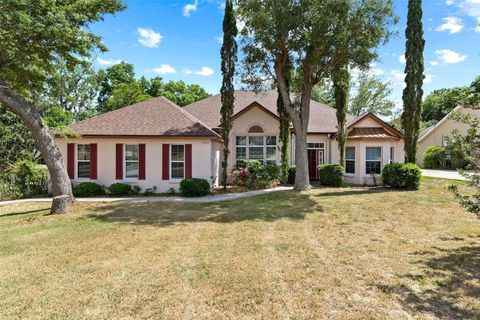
107, 183, 133, 196
144, 186, 157, 196
1, 160, 48, 198
234, 160, 280, 189
180, 178, 210, 197
132, 185, 142, 195
423, 146, 445, 168
74, 182, 104, 197
288, 166, 296, 185
318, 164, 344, 187
382, 162, 422, 189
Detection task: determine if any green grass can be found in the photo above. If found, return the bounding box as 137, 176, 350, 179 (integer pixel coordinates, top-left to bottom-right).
0, 177, 479, 319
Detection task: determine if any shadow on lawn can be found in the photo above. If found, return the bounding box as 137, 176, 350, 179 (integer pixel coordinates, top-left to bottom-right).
84, 191, 321, 227
377, 241, 480, 319
316, 187, 412, 197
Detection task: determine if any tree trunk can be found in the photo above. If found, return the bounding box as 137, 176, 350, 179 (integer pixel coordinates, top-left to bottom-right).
293, 128, 311, 190
0, 78, 75, 214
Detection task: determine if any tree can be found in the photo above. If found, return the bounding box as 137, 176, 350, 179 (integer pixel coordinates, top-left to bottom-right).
97, 62, 136, 112
311, 80, 335, 105
0, 0, 124, 213
238, 0, 395, 191
277, 57, 293, 184
349, 72, 395, 117
106, 82, 151, 111
401, 0, 425, 164
421, 87, 468, 122
220, 0, 238, 189
332, 65, 350, 167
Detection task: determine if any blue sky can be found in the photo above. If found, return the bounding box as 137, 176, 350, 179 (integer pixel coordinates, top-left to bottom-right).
90, 0, 480, 112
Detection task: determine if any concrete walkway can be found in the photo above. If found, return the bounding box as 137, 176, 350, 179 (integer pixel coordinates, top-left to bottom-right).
422, 169, 467, 181
0, 186, 293, 206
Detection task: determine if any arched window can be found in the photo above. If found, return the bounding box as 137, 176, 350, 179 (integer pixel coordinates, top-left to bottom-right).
248, 125, 264, 133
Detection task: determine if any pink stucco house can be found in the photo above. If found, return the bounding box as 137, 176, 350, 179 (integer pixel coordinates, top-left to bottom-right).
56, 90, 404, 192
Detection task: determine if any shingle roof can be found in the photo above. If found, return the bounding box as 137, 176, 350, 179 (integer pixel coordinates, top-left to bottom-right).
68, 96, 219, 138
183, 90, 356, 133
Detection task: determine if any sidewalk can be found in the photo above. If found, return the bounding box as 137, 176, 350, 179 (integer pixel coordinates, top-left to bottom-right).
0, 186, 293, 206
421, 169, 468, 181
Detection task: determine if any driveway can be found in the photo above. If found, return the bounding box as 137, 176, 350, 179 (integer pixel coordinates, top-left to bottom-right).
421, 169, 467, 181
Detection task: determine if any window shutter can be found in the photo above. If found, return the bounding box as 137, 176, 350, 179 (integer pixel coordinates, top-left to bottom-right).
67, 143, 75, 179
162, 144, 169, 180
139, 144, 146, 180
185, 144, 192, 179
90, 143, 98, 180
115, 144, 123, 180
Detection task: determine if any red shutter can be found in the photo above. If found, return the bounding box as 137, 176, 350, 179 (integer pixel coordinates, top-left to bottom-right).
139, 144, 146, 180
90, 143, 97, 180
115, 144, 123, 180
162, 144, 169, 180
185, 144, 192, 179
67, 143, 75, 179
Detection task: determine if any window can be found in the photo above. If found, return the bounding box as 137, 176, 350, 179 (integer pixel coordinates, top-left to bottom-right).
366, 147, 382, 175
235, 135, 277, 165
77, 144, 90, 178
170, 145, 185, 179
390, 146, 395, 163
125, 144, 139, 179
345, 147, 355, 174
307, 142, 325, 149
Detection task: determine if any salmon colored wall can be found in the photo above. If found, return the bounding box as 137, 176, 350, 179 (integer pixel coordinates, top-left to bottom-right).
56, 137, 219, 193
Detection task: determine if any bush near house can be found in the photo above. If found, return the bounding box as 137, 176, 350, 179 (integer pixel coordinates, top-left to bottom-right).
179, 178, 210, 197
73, 182, 104, 197
423, 146, 446, 169
318, 164, 344, 187
382, 162, 422, 189
233, 160, 280, 189
0, 160, 48, 199
288, 166, 296, 185
107, 183, 133, 196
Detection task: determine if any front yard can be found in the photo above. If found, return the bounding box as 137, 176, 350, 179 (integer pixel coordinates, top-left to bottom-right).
0, 178, 479, 319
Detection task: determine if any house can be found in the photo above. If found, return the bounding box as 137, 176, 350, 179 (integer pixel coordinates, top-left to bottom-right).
417, 106, 480, 167
55, 90, 404, 192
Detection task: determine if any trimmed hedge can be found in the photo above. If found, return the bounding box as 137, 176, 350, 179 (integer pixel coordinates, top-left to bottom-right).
180, 178, 210, 197
382, 162, 421, 189
107, 183, 133, 196
74, 182, 104, 197
318, 164, 344, 187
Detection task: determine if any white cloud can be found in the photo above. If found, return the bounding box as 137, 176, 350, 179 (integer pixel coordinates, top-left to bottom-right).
476, 17, 480, 31
435, 17, 464, 34
435, 49, 467, 64
137, 28, 162, 48
389, 69, 405, 86
369, 64, 385, 76
399, 54, 406, 64
424, 74, 434, 84
457, 0, 480, 17
214, 35, 223, 44
430, 61, 439, 66
96, 57, 123, 66
183, 0, 198, 17
195, 66, 214, 76
153, 64, 176, 74
446, 0, 455, 5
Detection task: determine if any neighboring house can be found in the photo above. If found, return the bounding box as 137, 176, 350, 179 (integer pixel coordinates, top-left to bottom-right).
56, 90, 404, 192
417, 106, 480, 167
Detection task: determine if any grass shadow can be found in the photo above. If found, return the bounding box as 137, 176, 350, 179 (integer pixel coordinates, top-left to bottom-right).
83, 191, 321, 227
0, 207, 50, 218
377, 244, 480, 319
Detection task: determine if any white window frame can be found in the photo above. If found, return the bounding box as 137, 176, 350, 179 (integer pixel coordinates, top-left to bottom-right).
235, 135, 277, 165
390, 146, 395, 163
124, 144, 139, 180
170, 144, 185, 181
365, 146, 382, 175
76, 144, 91, 180
345, 146, 355, 175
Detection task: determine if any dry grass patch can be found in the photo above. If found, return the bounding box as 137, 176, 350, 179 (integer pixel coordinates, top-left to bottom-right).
0, 178, 479, 319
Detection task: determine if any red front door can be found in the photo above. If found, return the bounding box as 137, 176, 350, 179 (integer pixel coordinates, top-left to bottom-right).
308, 149, 324, 181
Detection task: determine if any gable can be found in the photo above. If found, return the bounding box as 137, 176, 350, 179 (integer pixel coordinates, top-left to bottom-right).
332, 113, 403, 140
231, 102, 280, 134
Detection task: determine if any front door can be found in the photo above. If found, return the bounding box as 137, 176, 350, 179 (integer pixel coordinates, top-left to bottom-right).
308, 149, 324, 181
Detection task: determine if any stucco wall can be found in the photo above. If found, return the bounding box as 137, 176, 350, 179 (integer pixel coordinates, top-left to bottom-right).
56, 137, 218, 193
417, 107, 480, 167
227, 106, 282, 172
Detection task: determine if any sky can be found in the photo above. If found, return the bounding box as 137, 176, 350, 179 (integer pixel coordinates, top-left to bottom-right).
90, 0, 480, 113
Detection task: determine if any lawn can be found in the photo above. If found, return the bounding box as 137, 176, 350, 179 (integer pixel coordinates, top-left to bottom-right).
0, 178, 479, 319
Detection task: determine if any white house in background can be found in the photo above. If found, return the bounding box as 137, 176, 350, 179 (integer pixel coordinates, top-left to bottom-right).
417, 106, 480, 167
55, 90, 404, 192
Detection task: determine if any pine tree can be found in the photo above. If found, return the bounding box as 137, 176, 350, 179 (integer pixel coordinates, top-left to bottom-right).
220, 0, 238, 189
401, 0, 425, 163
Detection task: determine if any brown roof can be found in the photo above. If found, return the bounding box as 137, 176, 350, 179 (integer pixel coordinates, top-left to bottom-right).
348, 127, 397, 139
183, 90, 356, 133
68, 96, 219, 138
